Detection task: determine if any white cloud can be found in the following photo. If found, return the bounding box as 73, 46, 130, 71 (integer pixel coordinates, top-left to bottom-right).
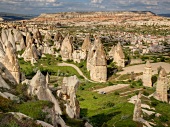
91, 0, 103, 4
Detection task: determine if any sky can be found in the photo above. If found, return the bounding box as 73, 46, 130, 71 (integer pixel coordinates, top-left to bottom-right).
0, 0, 169, 15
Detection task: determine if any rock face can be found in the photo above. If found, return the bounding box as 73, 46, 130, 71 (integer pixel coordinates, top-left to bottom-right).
54, 31, 64, 42
142, 61, 152, 87
28, 71, 62, 114
72, 50, 86, 63
110, 42, 125, 67
1, 28, 25, 51
22, 43, 39, 61
154, 68, 169, 102
2, 42, 20, 84
60, 34, 73, 61
87, 37, 107, 82
33, 28, 42, 43
27, 71, 67, 127
133, 92, 142, 121
82, 35, 91, 52
57, 75, 80, 119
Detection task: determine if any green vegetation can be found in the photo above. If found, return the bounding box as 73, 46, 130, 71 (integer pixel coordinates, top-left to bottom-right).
77, 82, 136, 127
16, 100, 53, 120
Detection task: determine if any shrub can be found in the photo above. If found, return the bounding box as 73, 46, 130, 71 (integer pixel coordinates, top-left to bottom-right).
114, 91, 119, 95
54, 83, 58, 87
143, 91, 149, 96
0, 96, 15, 112
93, 96, 98, 99
151, 101, 159, 107
160, 115, 168, 122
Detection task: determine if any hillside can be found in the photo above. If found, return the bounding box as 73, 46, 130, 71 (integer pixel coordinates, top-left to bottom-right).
0, 12, 36, 21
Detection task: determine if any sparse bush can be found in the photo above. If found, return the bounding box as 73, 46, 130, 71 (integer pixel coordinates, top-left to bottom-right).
54, 83, 58, 87
143, 91, 149, 96
93, 96, 98, 99
151, 101, 159, 107
114, 91, 119, 95
160, 115, 168, 122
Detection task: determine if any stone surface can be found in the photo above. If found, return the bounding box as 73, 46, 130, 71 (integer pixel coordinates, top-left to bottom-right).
22, 43, 39, 61
28, 70, 62, 115
154, 68, 170, 102
133, 92, 142, 121
142, 60, 152, 87
0, 74, 10, 89
72, 50, 86, 63
60, 34, 73, 61
57, 75, 80, 118
112, 42, 125, 67
82, 35, 91, 52
2, 42, 20, 84
87, 37, 107, 82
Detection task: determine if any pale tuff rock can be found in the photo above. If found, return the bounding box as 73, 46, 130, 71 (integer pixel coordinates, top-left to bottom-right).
54, 41, 61, 50
2, 42, 20, 84
0, 74, 10, 89
58, 75, 80, 118
72, 50, 86, 63
0, 92, 19, 101
87, 37, 107, 82
8, 29, 16, 50
142, 60, 152, 87
60, 34, 73, 61
43, 32, 52, 42
28, 71, 62, 114
33, 28, 42, 43
54, 31, 64, 42
1, 29, 8, 45
113, 42, 125, 67
26, 32, 33, 46
22, 43, 39, 61
133, 92, 142, 121
85, 122, 93, 127
154, 68, 170, 102
41, 45, 55, 55
27, 71, 69, 127
31, 57, 37, 66
13, 29, 26, 51
82, 35, 91, 52
0, 41, 5, 60
0, 17, 3, 21
108, 45, 115, 58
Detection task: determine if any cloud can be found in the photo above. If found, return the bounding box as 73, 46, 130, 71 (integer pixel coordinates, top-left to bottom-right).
91, 0, 103, 4
0, 0, 169, 14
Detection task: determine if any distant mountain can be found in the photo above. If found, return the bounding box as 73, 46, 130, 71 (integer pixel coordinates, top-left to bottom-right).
0, 12, 37, 21
158, 14, 170, 18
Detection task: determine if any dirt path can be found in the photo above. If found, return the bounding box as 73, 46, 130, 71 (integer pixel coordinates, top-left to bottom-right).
118, 62, 170, 75
57, 62, 97, 83
94, 84, 129, 94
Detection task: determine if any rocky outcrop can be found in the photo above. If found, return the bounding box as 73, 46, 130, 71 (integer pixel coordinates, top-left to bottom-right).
87, 37, 107, 82
22, 43, 40, 61
33, 28, 42, 44
54, 31, 64, 42
43, 32, 52, 42
111, 42, 125, 67
60, 34, 73, 61
133, 92, 142, 121
27, 71, 68, 127
82, 35, 91, 52
154, 68, 170, 102
1, 42, 20, 84
72, 50, 86, 63
57, 75, 80, 119
142, 60, 152, 87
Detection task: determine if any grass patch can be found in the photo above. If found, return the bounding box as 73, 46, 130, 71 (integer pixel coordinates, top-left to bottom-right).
16, 100, 53, 120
